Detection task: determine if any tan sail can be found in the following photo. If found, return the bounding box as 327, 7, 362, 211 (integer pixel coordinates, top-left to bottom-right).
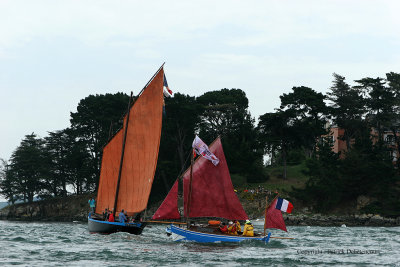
96, 67, 164, 216
96, 129, 123, 214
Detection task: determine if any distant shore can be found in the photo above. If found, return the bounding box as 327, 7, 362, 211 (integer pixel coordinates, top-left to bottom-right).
282, 213, 400, 227
1, 210, 399, 227
1, 194, 399, 227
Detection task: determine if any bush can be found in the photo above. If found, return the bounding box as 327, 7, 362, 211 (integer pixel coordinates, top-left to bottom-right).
231, 174, 246, 188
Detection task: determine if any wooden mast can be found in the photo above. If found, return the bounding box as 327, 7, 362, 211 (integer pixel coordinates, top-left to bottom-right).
186, 150, 194, 228
113, 91, 134, 214
264, 196, 268, 236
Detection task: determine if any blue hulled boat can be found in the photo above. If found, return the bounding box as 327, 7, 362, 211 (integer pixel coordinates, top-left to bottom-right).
167, 224, 271, 243
152, 136, 274, 244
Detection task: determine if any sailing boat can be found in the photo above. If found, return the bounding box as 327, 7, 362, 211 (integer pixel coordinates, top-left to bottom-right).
152, 136, 273, 243
88, 65, 166, 235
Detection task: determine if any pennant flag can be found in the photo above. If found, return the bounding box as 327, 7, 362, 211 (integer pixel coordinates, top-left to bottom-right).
192, 135, 219, 166
264, 198, 287, 232
163, 74, 173, 97
275, 197, 293, 213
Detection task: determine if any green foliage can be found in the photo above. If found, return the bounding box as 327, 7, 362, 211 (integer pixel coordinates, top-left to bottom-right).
150, 93, 202, 204
272, 149, 306, 166
292, 137, 342, 212
231, 174, 247, 188
259, 86, 328, 179
0, 158, 17, 204
6, 134, 47, 203
70, 92, 130, 184
327, 73, 366, 150
294, 128, 400, 215
196, 88, 266, 182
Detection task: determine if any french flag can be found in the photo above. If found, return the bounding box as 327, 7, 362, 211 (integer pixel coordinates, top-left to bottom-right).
163, 74, 173, 97
275, 197, 293, 213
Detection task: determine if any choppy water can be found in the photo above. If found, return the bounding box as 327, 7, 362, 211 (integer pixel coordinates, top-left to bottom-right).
0, 220, 399, 266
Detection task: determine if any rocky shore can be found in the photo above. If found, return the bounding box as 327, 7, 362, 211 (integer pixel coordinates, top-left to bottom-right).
0, 194, 91, 222
1, 194, 399, 227
283, 213, 400, 227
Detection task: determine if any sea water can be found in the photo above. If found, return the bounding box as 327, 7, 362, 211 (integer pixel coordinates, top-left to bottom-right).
0, 220, 399, 266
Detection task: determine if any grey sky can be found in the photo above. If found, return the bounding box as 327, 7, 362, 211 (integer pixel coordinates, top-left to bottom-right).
1, 0, 400, 162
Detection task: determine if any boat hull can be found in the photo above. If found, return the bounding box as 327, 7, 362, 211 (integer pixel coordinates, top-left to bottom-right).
167, 224, 271, 243
88, 216, 147, 235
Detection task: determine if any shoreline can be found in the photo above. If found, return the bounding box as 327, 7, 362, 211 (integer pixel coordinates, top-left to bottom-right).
282, 213, 400, 227
1, 193, 399, 227
1, 213, 399, 227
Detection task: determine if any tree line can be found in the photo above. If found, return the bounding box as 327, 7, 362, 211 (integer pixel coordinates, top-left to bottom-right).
0, 72, 399, 216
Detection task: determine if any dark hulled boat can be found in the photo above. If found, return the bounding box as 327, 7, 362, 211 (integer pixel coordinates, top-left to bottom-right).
88, 65, 166, 234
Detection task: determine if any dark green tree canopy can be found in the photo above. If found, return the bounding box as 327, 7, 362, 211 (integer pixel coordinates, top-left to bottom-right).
7, 133, 46, 203
69, 92, 130, 180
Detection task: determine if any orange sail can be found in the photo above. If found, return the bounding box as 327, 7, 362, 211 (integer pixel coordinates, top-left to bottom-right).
96, 67, 164, 216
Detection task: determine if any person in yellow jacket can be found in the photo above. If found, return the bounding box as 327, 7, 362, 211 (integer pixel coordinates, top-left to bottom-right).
234, 220, 242, 234
242, 220, 254, 237
227, 221, 238, 235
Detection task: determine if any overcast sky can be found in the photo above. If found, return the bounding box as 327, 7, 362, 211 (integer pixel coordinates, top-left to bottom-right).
1, 0, 400, 162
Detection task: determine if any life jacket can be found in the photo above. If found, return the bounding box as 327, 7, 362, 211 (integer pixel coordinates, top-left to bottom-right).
235, 221, 242, 232
227, 224, 238, 235
108, 213, 115, 222
242, 224, 254, 237
219, 225, 228, 233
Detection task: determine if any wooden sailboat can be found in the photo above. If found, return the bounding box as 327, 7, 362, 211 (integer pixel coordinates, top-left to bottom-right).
88, 65, 166, 235
152, 137, 273, 243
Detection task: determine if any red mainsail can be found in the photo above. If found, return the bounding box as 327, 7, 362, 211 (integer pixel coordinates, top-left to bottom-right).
152, 137, 248, 221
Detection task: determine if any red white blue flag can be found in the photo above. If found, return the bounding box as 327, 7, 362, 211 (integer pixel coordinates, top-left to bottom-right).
192, 135, 219, 166
275, 197, 293, 213
163, 74, 173, 97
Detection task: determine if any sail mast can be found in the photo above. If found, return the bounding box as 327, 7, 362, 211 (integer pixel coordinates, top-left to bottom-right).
113, 91, 134, 213
186, 150, 194, 228
264, 196, 268, 235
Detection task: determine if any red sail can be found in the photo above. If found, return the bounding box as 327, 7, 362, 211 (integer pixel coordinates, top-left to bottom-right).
151, 180, 180, 220
264, 198, 287, 232
183, 138, 248, 220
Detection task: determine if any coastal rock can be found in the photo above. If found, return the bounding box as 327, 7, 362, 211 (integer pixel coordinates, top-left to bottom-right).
356, 195, 375, 210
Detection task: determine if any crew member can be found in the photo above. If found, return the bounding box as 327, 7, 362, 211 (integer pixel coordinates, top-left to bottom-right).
88, 197, 96, 213
119, 209, 127, 223
242, 220, 254, 237
227, 221, 238, 235
219, 222, 228, 234
234, 220, 242, 234
108, 211, 115, 222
